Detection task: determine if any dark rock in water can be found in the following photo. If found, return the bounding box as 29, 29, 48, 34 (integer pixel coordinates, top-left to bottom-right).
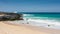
48, 25, 50, 27
27, 22, 29, 24
0, 12, 23, 21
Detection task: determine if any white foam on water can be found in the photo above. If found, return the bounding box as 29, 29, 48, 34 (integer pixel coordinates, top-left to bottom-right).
23, 14, 60, 29
23, 14, 34, 17
24, 18, 60, 29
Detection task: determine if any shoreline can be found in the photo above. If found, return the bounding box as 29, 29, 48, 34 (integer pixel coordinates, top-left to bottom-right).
2, 20, 60, 29
2, 21, 60, 30
0, 21, 60, 34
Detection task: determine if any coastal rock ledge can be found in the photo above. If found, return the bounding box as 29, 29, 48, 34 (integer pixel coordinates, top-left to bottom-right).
0, 12, 23, 21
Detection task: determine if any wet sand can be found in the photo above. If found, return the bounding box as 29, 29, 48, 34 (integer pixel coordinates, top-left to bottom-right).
0, 21, 60, 34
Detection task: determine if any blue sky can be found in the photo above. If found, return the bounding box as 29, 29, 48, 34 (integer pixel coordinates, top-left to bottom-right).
0, 0, 60, 12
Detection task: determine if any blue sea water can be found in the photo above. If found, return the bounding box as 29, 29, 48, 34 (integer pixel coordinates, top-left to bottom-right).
23, 13, 60, 21
18, 12, 60, 29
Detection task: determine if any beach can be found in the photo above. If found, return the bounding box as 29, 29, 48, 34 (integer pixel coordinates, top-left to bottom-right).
0, 21, 60, 34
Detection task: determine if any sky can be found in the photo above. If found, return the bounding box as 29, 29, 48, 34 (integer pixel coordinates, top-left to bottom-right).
0, 0, 60, 12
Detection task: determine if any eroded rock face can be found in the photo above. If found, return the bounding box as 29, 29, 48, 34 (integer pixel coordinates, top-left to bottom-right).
0, 12, 23, 21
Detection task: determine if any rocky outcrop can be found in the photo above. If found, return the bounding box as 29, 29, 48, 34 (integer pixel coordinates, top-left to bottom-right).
0, 12, 23, 21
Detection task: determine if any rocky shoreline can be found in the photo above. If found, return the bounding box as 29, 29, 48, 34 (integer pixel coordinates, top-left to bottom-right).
0, 12, 23, 21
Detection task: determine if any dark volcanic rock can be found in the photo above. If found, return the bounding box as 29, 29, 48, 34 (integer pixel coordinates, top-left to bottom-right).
0, 12, 23, 21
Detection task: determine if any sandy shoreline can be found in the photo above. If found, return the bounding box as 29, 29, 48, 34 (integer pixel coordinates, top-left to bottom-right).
0, 21, 60, 34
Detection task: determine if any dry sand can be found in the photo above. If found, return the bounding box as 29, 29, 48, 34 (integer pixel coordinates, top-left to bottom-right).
0, 21, 60, 34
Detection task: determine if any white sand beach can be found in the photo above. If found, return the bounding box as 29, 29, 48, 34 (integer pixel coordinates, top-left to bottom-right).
0, 21, 60, 34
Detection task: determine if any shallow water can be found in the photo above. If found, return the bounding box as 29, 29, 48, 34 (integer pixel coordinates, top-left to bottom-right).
23, 13, 60, 29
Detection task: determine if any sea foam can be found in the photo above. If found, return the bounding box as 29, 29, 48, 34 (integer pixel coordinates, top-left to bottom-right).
23, 14, 60, 29
23, 18, 60, 29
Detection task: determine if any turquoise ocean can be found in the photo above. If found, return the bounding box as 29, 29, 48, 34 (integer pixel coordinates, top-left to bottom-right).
23, 13, 60, 21
18, 12, 60, 29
